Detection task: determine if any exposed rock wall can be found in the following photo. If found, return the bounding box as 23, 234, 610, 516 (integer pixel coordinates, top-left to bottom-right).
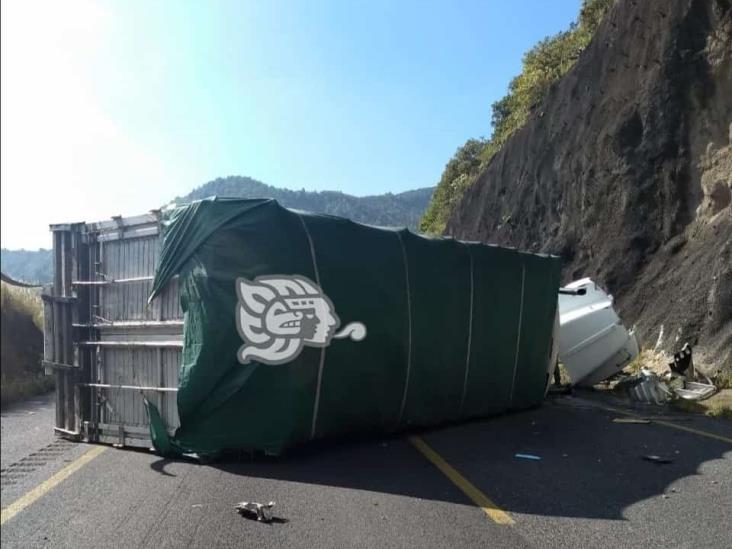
447, 0, 731, 370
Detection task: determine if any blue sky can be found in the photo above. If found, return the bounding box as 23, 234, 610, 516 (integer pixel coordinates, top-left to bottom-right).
1, 0, 581, 249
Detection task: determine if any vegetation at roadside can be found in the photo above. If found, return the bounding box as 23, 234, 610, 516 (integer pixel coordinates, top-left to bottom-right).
420, 0, 615, 234
0, 282, 52, 406
671, 392, 732, 420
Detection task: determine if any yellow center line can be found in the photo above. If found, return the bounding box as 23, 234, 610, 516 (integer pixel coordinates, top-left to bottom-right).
1, 445, 107, 526
408, 435, 514, 525
599, 405, 732, 445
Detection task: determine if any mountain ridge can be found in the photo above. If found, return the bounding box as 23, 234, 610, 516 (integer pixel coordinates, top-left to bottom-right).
2, 178, 434, 283
179, 176, 433, 229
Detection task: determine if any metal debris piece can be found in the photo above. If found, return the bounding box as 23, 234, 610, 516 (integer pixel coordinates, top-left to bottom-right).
674, 380, 717, 401
235, 501, 276, 522
515, 453, 541, 460
669, 343, 693, 375
642, 455, 673, 464
612, 418, 651, 424
666, 343, 717, 401
620, 369, 674, 404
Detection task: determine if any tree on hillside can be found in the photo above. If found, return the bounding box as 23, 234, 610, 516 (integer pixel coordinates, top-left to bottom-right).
420, 0, 615, 234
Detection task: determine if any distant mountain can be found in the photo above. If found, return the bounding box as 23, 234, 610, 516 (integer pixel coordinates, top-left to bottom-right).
1, 249, 53, 284
2, 178, 433, 284
178, 176, 434, 229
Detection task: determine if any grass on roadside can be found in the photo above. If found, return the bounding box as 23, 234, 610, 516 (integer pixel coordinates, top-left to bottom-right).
671, 390, 732, 420
1, 375, 55, 407
0, 281, 52, 407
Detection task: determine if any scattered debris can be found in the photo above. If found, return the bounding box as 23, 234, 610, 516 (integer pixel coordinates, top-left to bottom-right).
674, 381, 717, 401
191, 504, 203, 508
642, 455, 674, 465
667, 344, 717, 401
235, 501, 276, 522
614, 344, 717, 404
612, 418, 650, 424
515, 453, 541, 460
618, 369, 673, 404
669, 343, 692, 375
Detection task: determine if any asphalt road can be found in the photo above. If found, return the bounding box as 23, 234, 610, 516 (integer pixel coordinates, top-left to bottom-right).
1, 391, 730, 548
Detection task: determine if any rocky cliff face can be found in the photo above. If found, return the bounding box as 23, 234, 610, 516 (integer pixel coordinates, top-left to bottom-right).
447, 0, 731, 370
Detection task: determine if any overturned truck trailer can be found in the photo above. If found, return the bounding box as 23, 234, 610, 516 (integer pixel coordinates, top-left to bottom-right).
45, 198, 561, 456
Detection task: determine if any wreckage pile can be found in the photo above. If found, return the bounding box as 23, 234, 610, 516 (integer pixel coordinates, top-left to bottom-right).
614, 344, 717, 405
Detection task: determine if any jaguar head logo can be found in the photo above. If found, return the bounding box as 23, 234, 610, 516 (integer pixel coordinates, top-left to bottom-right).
235, 275, 366, 365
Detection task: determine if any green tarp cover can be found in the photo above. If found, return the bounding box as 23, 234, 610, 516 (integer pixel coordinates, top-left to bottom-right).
147, 198, 561, 457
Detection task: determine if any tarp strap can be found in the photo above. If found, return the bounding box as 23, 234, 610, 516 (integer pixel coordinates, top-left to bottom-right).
458, 248, 474, 416
296, 213, 327, 440
395, 231, 413, 426
509, 263, 526, 404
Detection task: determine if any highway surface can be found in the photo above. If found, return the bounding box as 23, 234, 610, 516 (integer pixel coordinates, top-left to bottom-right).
2, 391, 731, 548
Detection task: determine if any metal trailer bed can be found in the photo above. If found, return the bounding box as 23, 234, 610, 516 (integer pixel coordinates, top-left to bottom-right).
44, 212, 182, 448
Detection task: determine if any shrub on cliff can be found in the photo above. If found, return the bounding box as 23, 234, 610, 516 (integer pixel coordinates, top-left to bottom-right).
420, 0, 615, 234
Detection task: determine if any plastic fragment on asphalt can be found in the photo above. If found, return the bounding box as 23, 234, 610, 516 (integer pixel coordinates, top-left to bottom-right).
642, 455, 673, 464
235, 501, 276, 522
613, 418, 650, 424
515, 453, 541, 460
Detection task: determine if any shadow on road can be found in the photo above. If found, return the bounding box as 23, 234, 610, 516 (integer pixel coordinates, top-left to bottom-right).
193, 396, 731, 521
149, 458, 177, 477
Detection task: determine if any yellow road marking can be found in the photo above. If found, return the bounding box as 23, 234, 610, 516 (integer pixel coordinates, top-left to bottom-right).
1, 446, 107, 526
646, 418, 732, 444
602, 405, 732, 445
408, 436, 514, 525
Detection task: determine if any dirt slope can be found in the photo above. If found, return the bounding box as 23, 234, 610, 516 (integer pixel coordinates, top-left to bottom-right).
447, 0, 731, 371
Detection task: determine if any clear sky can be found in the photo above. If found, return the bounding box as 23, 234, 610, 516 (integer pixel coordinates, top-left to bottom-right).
1, 0, 580, 250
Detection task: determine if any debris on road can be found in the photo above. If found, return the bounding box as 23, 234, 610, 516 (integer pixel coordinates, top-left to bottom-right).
235, 501, 276, 522
614, 344, 717, 404
619, 369, 674, 404
612, 418, 651, 424
668, 344, 717, 401
515, 453, 542, 460
642, 455, 674, 465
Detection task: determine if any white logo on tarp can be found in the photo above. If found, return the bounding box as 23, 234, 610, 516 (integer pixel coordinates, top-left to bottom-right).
235, 275, 367, 365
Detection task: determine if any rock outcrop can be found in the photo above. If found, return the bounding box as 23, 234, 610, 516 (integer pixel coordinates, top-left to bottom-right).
447, 0, 731, 370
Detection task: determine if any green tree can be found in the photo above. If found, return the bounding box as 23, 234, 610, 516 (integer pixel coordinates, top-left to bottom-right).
419, 139, 487, 234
